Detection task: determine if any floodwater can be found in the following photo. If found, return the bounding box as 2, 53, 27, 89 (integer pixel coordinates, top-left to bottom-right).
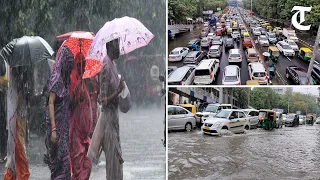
168, 125, 320, 180
0, 104, 166, 179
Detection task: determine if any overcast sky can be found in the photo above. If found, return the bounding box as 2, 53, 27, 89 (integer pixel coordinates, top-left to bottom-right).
293, 87, 319, 96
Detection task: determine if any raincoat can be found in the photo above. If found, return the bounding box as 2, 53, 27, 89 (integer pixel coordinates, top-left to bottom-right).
4, 66, 30, 180
69, 60, 92, 180
44, 47, 74, 180
87, 56, 131, 180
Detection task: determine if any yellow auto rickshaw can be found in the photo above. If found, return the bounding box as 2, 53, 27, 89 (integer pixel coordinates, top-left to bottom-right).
227, 27, 233, 35
297, 47, 313, 62
243, 32, 250, 39
306, 113, 316, 125
262, 22, 270, 28
179, 104, 197, 114
266, 25, 272, 31
268, 46, 280, 63
258, 109, 277, 130
246, 80, 260, 85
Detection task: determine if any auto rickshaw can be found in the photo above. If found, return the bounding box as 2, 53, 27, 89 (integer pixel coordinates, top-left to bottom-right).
266, 25, 272, 31
227, 27, 233, 35
268, 46, 280, 63
178, 104, 197, 114
262, 23, 270, 28
246, 80, 260, 85
297, 48, 313, 62
258, 109, 277, 130
243, 32, 250, 39
306, 113, 316, 125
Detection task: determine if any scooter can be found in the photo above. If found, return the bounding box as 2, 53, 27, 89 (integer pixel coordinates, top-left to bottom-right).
159, 75, 166, 148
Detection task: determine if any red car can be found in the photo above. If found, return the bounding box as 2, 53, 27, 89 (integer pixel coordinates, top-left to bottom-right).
242, 38, 253, 49
215, 28, 223, 36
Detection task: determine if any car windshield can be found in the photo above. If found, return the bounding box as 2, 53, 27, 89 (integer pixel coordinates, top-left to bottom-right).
210, 49, 218, 52
170, 51, 179, 55
201, 39, 208, 43
195, 69, 210, 76
225, 75, 238, 82
249, 53, 257, 57
287, 114, 295, 119
226, 39, 233, 43
215, 110, 231, 118
288, 41, 296, 46
282, 45, 291, 49
253, 72, 266, 77
204, 105, 218, 113
213, 37, 221, 40
258, 112, 266, 119
260, 37, 267, 41
230, 53, 240, 57
269, 34, 276, 38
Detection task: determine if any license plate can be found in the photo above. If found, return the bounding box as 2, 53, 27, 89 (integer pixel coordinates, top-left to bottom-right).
204, 126, 210, 130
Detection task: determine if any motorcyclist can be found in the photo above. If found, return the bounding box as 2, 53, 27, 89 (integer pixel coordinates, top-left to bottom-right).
191, 43, 199, 51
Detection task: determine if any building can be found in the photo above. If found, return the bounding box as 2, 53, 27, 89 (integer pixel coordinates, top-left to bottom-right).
272, 87, 293, 95
168, 87, 240, 108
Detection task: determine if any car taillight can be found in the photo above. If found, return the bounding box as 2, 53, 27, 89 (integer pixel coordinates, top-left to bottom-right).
210, 73, 213, 78
217, 51, 220, 54
251, 76, 254, 80
229, 57, 231, 60
237, 82, 241, 85
180, 82, 183, 85
194, 58, 196, 62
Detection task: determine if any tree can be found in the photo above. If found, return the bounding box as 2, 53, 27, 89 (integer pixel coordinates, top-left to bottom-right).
234, 88, 249, 108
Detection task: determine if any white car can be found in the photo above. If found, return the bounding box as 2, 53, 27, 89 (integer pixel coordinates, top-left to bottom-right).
299, 115, 305, 125
196, 104, 233, 124
315, 117, 320, 124
284, 39, 299, 51
231, 31, 241, 39
201, 37, 211, 47
211, 36, 223, 45
194, 59, 220, 85
222, 65, 241, 85
202, 109, 250, 136
258, 35, 269, 47
228, 49, 242, 67
207, 33, 215, 40
169, 47, 189, 62
276, 41, 295, 56
253, 28, 261, 36
243, 109, 259, 129
168, 65, 196, 85
248, 62, 268, 85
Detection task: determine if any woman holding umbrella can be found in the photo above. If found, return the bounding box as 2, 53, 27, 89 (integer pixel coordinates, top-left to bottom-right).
44, 46, 74, 179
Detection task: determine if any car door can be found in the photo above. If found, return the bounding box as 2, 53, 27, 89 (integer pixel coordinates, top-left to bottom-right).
196, 52, 201, 62
175, 107, 191, 130
168, 107, 177, 130
228, 111, 240, 132
292, 71, 299, 84
238, 111, 247, 131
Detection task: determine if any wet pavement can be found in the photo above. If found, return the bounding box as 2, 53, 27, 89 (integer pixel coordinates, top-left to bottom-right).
168, 125, 320, 180
0, 105, 165, 180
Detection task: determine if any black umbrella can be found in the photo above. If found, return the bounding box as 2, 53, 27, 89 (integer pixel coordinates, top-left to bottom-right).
0, 36, 54, 67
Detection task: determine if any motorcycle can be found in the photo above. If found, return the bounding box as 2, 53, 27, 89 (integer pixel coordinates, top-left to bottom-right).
159, 75, 166, 148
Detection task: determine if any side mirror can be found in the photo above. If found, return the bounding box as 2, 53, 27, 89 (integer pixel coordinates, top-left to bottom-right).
229, 116, 235, 120
159, 75, 165, 82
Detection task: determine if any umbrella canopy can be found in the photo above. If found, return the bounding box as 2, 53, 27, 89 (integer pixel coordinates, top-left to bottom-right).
0, 36, 54, 67
263, 52, 271, 57
83, 16, 154, 79
56, 31, 95, 42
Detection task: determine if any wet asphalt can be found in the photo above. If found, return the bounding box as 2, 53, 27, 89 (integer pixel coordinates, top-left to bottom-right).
168, 124, 320, 180
0, 105, 166, 180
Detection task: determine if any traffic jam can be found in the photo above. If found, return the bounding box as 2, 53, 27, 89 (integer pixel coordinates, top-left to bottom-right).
168, 6, 320, 85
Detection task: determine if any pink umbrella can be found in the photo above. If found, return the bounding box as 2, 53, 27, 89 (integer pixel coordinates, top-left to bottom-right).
83, 16, 154, 79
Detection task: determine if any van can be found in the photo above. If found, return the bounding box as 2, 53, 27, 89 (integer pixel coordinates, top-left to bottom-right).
194, 59, 220, 85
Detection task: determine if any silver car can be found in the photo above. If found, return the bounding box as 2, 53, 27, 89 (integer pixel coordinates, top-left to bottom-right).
168, 105, 196, 131
243, 109, 259, 129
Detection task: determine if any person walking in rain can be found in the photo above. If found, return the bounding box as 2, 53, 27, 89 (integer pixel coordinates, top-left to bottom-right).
44, 46, 74, 179
69, 53, 92, 179
0, 60, 8, 163
4, 66, 30, 180
87, 38, 132, 180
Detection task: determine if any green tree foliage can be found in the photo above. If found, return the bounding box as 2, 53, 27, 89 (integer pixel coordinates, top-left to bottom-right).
250, 88, 317, 114
233, 88, 249, 108
168, 0, 228, 21
241, 0, 320, 23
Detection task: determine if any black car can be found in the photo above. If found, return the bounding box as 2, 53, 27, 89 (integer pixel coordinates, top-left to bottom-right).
286, 65, 315, 85
285, 114, 299, 127
311, 64, 320, 85
183, 51, 207, 64
260, 28, 267, 35
187, 38, 201, 49
224, 38, 234, 50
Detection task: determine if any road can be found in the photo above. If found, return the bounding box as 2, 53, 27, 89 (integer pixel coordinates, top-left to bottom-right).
168, 125, 320, 180
0, 105, 166, 180
168, 26, 249, 85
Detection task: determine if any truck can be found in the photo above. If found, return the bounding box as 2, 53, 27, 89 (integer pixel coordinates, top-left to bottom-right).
282, 28, 299, 42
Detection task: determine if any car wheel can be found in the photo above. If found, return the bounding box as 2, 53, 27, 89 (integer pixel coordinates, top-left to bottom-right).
245, 125, 249, 130
185, 123, 192, 132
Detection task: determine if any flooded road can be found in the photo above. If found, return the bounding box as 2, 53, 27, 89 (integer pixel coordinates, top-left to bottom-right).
0, 105, 165, 179
168, 125, 320, 180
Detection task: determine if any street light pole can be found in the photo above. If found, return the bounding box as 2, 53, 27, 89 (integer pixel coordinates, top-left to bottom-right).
307, 26, 320, 83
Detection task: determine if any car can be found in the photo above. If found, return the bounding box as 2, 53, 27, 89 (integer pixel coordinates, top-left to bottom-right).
260, 28, 267, 35
212, 36, 223, 45
201, 37, 211, 47
168, 65, 196, 85
183, 51, 207, 64
196, 104, 233, 125
284, 39, 299, 51
258, 35, 269, 46
311, 64, 320, 85
208, 45, 222, 58
243, 109, 259, 129
228, 49, 242, 67
187, 38, 201, 49
276, 41, 295, 56
245, 48, 259, 63
222, 65, 241, 85
202, 109, 250, 136
253, 28, 261, 36
285, 114, 299, 127
168, 105, 196, 131
207, 33, 215, 40
168, 47, 189, 62
242, 38, 253, 49
248, 62, 268, 85
276, 112, 284, 128
240, 30, 247, 37
299, 115, 305, 125
215, 28, 224, 36
224, 38, 235, 50
168, 66, 177, 78
231, 30, 241, 40
204, 22, 209, 27
194, 59, 220, 85
286, 65, 315, 85
201, 28, 209, 37
266, 32, 277, 44
315, 117, 320, 124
